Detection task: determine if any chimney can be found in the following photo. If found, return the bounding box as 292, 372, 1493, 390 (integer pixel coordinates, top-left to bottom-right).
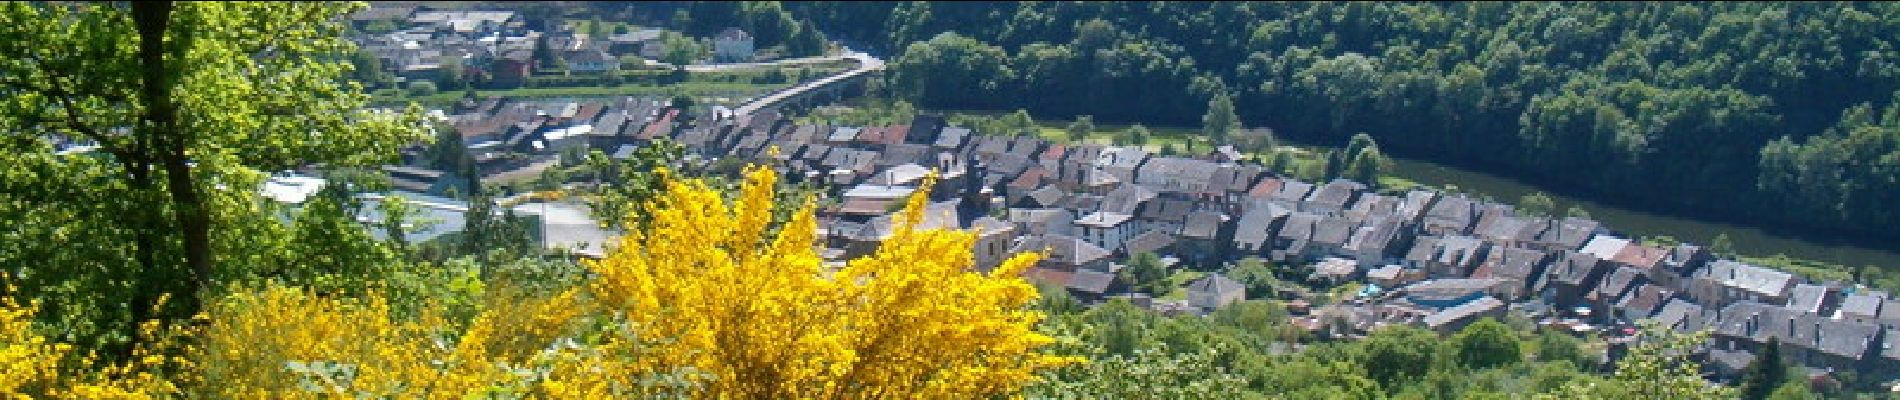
1788, 316, 1796, 338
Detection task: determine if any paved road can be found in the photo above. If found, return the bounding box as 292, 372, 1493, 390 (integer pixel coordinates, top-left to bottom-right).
731, 49, 885, 117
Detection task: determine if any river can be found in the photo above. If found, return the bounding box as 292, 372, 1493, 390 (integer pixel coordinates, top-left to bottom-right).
1375, 154, 1900, 270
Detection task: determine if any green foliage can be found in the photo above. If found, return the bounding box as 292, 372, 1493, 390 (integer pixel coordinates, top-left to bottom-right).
1118, 252, 1171, 296
1711, 233, 1738, 258
407, 80, 437, 97
1740, 338, 1790, 400
1520, 192, 1557, 218
1066, 115, 1095, 143
1534, 330, 1590, 369
1203, 91, 1239, 144
1566, 206, 1593, 220
587, 138, 684, 230
1224, 258, 1281, 299
1541, 321, 1735, 400
0, 1, 427, 353
1360, 325, 1441, 391
1453, 318, 1523, 370
1124, 124, 1152, 145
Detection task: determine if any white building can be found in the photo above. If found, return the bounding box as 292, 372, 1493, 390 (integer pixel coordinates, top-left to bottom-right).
713, 27, 754, 63
1075, 211, 1138, 252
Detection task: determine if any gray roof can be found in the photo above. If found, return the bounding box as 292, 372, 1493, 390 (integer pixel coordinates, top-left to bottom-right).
1138, 198, 1194, 224
1067, 269, 1117, 294
1310, 215, 1356, 247
1010, 234, 1111, 267
1431, 235, 1489, 267
1076, 211, 1135, 228
1592, 266, 1648, 302
1277, 212, 1321, 241
1121, 229, 1177, 256
1270, 180, 1316, 205
1579, 235, 1632, 261
1535, 217, 1603, 251
1099, 184, 1158, 215
1180, 211, 1225, 240
1839, 293, 1884, 318
1615, 284, 1675, 319
828, 126, 863, 142
1026, 185, 1068, 208
1423, 296, 1505, 328
1650, 298, 1705, 330
1784, 284, 1831, 314
1344, 217, 1404, 254
1188, 274, 1245, 296
1423, 195, 1476, 233
1546, 251, 1605, 287
1233, 203, 1292, 250
934, 127, 971, 149
1475, 246, 1549, 284
1698, 260, 1796, 299
1397, 190, 1439, 222
1303, 179, 1366, 210
1404, 235, 1442, 263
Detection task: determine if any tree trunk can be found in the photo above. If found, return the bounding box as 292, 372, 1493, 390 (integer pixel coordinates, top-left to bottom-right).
133, 1, 213, 291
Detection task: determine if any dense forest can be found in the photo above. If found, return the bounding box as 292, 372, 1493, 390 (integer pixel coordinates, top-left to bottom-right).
781, 1, 1900, 244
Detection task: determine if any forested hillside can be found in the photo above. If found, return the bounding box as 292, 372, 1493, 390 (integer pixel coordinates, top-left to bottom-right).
787, 1, 1900, 241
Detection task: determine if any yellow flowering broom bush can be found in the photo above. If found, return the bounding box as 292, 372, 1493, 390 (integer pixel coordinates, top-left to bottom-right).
6, 164, 1073, 398
0, 291, 187, 399
577, 165, 1078, 398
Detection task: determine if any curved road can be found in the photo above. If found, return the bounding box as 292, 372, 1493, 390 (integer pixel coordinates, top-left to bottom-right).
731, 49, 885, 117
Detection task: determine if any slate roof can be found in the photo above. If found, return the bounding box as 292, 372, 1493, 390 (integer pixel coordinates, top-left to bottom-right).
1423, 296, 1505, 329
1535, 217, 1603, 251
1138, 198, 1194, 225
1310, 216, 1357, 247
1616, 284, 1676, 318
1404, 236, 1442, 264
1233, 203, 1292, 251
1271, 180, 1317, 205
1544, 251, 1606, 288
1699, 260, 1796, 299
1839, 293, 1884, 318
934, 127, 971, 149
1180, 211, 1225, 240
1277, 212, 1321, 242
1784, 284, 1832, 314
1067, 269, 1117, 294
1472, 246, 1549, 284
1579, 235, 1632, 261
1122, 230, 1177, 256
1100, 184, 1159, 215
1303, 179, 1366, 211
1422, 195, 1476, 233
1010, 234, 1111, 268
1650, 299, 1706, 330
1591, 266, 1648, 303
1188, 274, 1245, 296
1397, 190, 1439, 222
1431, 235, 1489, 268
1075, 211, 1135, 228
1344, 217, 1404, 255
1026, 185, 1068, 208
878, 144, 935, 167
